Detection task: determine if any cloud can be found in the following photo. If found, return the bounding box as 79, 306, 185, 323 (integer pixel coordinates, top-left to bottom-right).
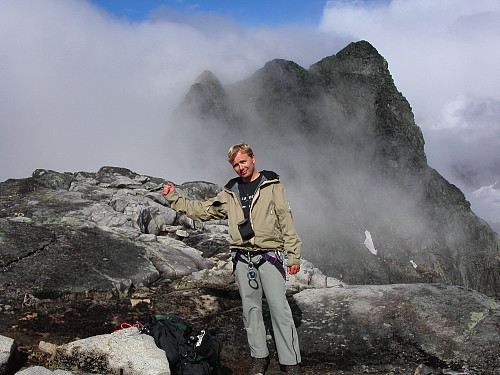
472, 183, 500, 223
427, 95, 500, 171
422, 95, 500, 225
319, 0, 500, 227
0, 0, 344, 183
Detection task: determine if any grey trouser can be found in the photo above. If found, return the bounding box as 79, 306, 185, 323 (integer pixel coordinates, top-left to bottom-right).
233, 251, 301, 365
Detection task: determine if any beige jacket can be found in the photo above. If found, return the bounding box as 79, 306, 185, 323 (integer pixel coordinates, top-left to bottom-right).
164, 171, 302, 266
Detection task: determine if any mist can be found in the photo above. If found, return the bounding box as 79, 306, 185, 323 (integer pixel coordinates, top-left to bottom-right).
1, 0, 499, 230
169, 61, 452, 285
0, 0, 344, 184
319, 0, 500, 227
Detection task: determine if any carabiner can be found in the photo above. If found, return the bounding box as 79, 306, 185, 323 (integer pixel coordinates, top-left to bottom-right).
247, 261, 257, 280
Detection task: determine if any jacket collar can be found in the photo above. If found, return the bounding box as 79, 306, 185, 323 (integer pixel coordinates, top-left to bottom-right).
224, 170, 279, 191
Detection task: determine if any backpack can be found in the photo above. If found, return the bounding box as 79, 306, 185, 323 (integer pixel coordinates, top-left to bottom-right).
144, 314, 222, 375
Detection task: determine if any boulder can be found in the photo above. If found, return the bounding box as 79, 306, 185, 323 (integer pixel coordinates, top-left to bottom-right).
293, 283, 500, 374
287, 259, 344, 289
32, 170, 74, 191
16, 367, 92, 374
0, 335, 15, 375
52, 327, 169, 375
0, 221, 160, 301
150, 237, 215, 279
182, 231, 230, 258
108, 189, 176, 235
0, 335, 25, 375
175, 181, 222, 202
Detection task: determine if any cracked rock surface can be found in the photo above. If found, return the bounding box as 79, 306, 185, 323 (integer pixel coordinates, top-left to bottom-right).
0, 167, 221, 303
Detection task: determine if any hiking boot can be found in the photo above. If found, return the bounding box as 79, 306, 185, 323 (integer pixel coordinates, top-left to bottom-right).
249, 356, 269, 375
285, 364, 302, 375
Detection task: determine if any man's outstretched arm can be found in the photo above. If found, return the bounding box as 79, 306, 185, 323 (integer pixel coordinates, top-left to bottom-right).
162, 182, 227, 222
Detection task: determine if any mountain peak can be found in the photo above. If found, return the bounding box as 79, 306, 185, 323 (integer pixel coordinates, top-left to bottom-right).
194, 70, 220, 85
310, 40, 390, 82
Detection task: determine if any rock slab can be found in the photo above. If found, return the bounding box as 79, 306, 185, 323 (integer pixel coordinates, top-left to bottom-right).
52, 327, 170, 375
294, 283, 500, 374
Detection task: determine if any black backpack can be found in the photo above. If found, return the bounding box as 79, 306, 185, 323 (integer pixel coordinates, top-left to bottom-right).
144, 314, 222, 375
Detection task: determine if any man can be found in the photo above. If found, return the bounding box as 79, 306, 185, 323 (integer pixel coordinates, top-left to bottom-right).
163, 143, 302, 375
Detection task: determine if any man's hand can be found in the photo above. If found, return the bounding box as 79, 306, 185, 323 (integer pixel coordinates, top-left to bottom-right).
162, 182, 175, 196
287, 265, 300, 275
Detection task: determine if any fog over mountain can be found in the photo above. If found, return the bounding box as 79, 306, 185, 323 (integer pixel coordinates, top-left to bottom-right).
320, 1, 500, 231
0, 0, 499, 231
172, 41, 499, 295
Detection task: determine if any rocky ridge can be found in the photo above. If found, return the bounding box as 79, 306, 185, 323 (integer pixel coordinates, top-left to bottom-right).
0, 167, 498, 375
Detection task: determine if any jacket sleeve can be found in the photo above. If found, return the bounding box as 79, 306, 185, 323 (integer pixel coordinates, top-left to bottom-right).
164, 189, 228, 222
273, 183, 302, 266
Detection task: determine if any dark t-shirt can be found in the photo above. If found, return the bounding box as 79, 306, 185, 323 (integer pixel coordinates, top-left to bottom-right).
238, 174, 262, 219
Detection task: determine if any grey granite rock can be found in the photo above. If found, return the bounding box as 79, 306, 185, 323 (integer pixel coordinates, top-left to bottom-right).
293, 283, 500, 374
52, 328, 169, 375
0, 170, 221, 304
0, 335, 15, 375
16, 366, 93, 374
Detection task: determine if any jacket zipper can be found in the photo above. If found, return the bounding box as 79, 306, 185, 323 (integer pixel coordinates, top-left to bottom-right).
248, 179, 273, 245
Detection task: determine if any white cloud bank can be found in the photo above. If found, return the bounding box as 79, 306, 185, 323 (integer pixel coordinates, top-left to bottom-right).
472, 182, 500, 228
0, 0, 344, 183
0, 0, 498, 228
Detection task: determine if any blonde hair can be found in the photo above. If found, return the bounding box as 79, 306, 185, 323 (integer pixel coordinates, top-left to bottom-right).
228, 143, 253, 163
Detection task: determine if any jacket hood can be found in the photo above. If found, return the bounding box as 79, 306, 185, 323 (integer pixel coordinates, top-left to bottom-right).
224, 170, 279, 190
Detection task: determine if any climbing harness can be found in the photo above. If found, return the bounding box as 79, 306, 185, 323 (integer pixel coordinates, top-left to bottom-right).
232, 249, 286, 281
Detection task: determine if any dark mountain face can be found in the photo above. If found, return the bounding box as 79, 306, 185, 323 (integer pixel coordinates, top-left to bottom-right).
174, 40, 499, 297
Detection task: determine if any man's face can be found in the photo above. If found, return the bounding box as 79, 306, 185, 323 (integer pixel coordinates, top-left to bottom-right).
231, 151, 256, 181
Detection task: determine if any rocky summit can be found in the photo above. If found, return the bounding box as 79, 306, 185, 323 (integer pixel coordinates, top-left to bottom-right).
0, 40, 499, 375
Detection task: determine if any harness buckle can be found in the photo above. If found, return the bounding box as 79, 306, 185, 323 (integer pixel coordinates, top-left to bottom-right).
267, 255, 278, 265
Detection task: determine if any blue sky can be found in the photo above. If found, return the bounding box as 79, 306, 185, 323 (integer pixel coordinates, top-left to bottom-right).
1, 0, 499, 226
90, 0, 331, 27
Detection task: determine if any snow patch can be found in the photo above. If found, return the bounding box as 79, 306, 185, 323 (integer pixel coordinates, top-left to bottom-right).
363, 230, 377, 256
